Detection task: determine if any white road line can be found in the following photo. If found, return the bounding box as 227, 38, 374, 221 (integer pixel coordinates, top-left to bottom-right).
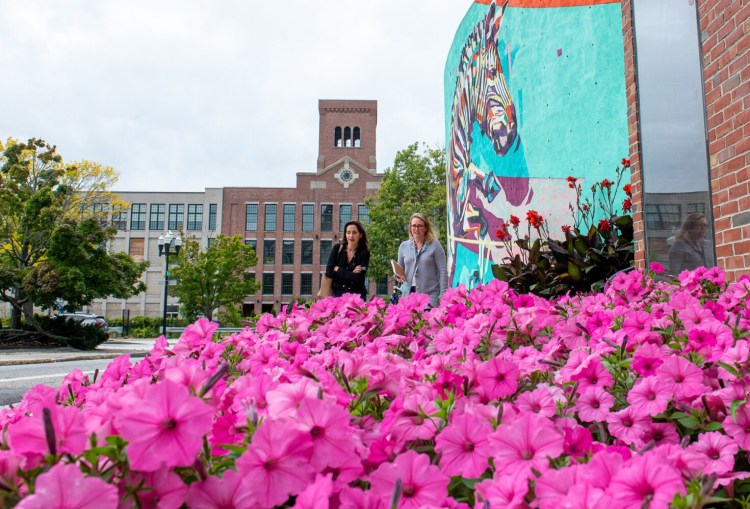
0, 370, 97, 384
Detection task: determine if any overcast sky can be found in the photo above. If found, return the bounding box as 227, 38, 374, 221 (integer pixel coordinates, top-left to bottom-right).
0, 1, 471, 191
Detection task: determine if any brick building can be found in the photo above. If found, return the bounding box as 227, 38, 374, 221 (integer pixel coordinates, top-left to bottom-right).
621, 0, 750, 280
221, 99, 384, 315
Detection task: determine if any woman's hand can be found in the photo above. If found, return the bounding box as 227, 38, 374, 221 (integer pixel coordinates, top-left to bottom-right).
353, 265, 363, 274
333, 266, 339, 272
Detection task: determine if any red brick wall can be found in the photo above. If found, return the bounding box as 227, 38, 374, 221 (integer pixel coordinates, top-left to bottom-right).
621, 1, 750, 279
700, 0, 750, 280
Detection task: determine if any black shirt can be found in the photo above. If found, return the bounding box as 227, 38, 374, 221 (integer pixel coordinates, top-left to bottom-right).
325, 244, 370, 300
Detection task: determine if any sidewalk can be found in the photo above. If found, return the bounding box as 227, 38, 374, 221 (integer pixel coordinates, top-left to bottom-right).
0, 338, 161, 366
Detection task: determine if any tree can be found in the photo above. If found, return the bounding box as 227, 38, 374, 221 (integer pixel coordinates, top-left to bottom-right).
0, 138, 147, 331
365, 143, 447, 280
169, 234, 259, 322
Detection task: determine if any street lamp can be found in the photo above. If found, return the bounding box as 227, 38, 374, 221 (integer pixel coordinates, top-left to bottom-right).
157, 231, 182, 337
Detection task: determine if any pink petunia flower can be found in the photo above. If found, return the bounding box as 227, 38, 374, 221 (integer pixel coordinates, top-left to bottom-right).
434, 412, 492, 478
607, 452, 685, 509
474, 470, 528, 508
185, 469, 257, 509
631, 343, 667, 377
607, 406, 651, 446
475, 358, 519, 401
115, 379, 214, 472
575, 386, 614, 422
569, 356, 613, 391
655, 356, 706, 401
689, 431, 738, 476
515, 387, 557, 418
292, 473, 334, 509
724, 403, 750, 450
369, 450, 449, 509
15, 463, 118, 509
236, 420, 314, 507
489, 412, 564, 478
7, 405, 88, 459
627, 376, 671, 417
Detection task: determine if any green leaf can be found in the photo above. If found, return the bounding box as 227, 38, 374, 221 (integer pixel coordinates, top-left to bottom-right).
705, 421, 724, 431
716, 361, 740, 378
567, 260, 583, 283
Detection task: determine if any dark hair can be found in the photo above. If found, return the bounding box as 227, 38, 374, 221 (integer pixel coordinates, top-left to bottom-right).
342, 220, 368, 250
676, 213, 708, 242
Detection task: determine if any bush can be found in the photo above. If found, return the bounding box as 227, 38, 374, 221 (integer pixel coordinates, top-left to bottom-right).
22, 315, 109, 350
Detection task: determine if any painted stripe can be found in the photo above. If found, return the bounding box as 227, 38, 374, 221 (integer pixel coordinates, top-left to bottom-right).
0, 370, 96, 384
473, 0, 618, 6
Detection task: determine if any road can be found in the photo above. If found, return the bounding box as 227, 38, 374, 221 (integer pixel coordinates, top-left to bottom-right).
0, 359, 114, 407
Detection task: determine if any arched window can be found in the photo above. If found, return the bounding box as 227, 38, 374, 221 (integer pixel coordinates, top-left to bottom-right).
334, 126, 342, 147
353, 127, 361, 148
344, 127, 352, 148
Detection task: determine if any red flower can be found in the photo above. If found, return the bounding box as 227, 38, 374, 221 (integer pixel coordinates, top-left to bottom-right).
600, 179, 613, 189
562, 225, 572, 234
582, 204, 589, 212
623, 184, 633, 197
496, 225, 511, 242
622, 198, 632, 212
566, 176, 577, 189
598, 219, 611, 232
526, 210, 545, 230
621, 157, 631, 167
509, 215, 521, 228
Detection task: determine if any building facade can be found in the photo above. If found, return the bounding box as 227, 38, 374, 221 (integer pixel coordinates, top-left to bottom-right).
221, 100, 384, 315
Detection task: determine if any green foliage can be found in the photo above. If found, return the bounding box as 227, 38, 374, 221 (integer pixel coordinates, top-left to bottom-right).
365, 143, 447, 280
170, 234, 259, 322
0, 137, 147, 331
22, 315, 109, 350
492, 162, 634, 297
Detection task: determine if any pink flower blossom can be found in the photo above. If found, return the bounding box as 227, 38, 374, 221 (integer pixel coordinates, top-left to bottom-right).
236, 420, 314, 507
7, 405, 88, 459
631, 343, 667, 377
115, 379, 214, 471
369, 450, 449, 509
627, 376, 671, 417
434, 412, 492, 478
723, 403, 750, 450
16, 463, 117, 509
689, 431, 738, 476
474, 470, 528, 508
607, 406, 651, 446
655, 356, 706, 401
292, 473, 333, 509
489, 412, 564, 478
515, 387, 557, 418
575, 386, 614, 422
607, 452, 685, 509
475, 358, 519, 401
569, 356, 613, 391
185, 469, 256, 509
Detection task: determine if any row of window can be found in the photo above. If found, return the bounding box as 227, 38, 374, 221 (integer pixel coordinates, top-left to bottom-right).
644, 202, 705, 231
111, 203, 218, 232
254, 272, 388, 296
245, 203, 369, 232
334, 126, 362, 148
245, 239, 335, 266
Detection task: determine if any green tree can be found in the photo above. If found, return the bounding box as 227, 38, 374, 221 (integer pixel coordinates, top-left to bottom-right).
170, 234, 259, 322
0, 138, 147, 331
365, 142, 447, 279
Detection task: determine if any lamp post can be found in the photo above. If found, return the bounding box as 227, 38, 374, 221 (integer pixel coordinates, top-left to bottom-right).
157, 231, 182, 337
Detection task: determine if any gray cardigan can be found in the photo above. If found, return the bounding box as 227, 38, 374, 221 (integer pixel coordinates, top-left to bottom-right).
397, 239, 448, 307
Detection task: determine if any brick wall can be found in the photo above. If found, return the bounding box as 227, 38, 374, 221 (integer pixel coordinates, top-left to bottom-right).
621, 1, 750, 279
700, 0, 750, 280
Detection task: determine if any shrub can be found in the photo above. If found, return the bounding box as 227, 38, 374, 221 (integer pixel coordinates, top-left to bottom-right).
22, 315, 109, 350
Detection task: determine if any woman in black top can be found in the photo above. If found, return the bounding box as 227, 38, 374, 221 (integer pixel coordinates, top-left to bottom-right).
325, 220, 370, 300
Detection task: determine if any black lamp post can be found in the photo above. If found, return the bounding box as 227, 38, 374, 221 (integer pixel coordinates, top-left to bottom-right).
157, 231, 182, 337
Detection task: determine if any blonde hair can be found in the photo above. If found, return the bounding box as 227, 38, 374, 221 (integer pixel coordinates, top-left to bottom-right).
408, 213, 437, 243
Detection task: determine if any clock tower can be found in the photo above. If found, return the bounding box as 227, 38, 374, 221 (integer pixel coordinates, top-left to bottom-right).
317, 99, 377, 174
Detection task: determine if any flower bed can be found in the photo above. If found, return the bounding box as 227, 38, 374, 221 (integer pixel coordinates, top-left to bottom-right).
2, 265, 750, 508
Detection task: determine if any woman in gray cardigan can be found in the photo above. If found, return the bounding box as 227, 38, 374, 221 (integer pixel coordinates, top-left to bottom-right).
396, 213, 448, 307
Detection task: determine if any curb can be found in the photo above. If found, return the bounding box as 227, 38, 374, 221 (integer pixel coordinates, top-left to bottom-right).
0, 352, 148, 367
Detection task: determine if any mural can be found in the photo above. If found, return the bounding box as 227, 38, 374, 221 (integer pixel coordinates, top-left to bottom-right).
445, 0, 629, 288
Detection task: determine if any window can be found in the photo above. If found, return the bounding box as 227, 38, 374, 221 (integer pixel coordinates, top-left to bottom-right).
353, 127, 361, 148
302, 204, 314, 232
245, 204, 258, 231
321, 204, 333, 232
301, 240, 313, 265
262, 273, 274, 295
243, 272, 255, 283
320, 240, 333, 265
283, 204, 296, 232
242, 303, 254, 317
187, 204, 203, 231
377, 276, 389, 295
263, 240, 276, 264
344, 127, 352, 147
281, 273, 293, 295
168, 204, 184, 230
645, 204, 681, 231
296, 274, 310, 296
265, 204, 277, 231
334, 126, 342, 147
112, 205, 127, 230
130, 204, 146, 230
244, 239, 257, 252
339, 204, 352, 231
129, 238, 145, 261
282, 240, 294, 265
687, 202, 705, 214
93, 202, 109, 226
358, 204, 370, 225
149, 204, 165, 231
208, 204, 218, 231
